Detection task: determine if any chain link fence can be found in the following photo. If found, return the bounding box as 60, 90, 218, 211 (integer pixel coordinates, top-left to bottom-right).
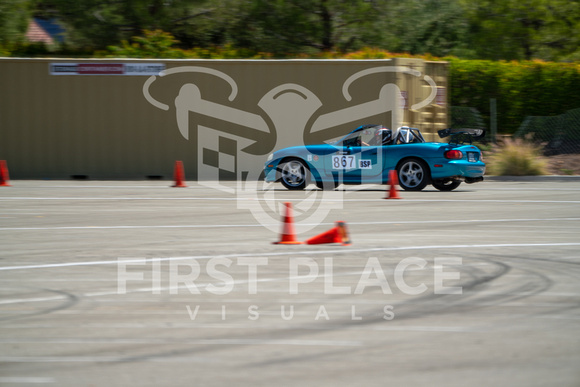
515, 108, 580, 155
449, 106, 487, 132
451, 106, 580, 155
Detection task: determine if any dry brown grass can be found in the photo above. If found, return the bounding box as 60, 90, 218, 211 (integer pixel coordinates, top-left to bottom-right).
485, 137, 549, 176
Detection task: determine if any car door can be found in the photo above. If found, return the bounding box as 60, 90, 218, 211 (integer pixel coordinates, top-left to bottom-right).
324, 128, 384, 183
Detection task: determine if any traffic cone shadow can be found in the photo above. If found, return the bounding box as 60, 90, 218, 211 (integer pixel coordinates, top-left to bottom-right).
172, 160, 187, 187
273, 202, 303, 245
384, 169, 401, 199
305, 221, 351, 246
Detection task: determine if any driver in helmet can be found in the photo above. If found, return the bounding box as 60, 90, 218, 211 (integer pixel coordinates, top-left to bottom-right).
396, 128, 415, 144
363, 127, 392, 146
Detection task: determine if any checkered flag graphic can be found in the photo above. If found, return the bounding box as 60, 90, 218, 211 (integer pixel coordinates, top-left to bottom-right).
197, 126, 257, 193
202, 136, 237, 181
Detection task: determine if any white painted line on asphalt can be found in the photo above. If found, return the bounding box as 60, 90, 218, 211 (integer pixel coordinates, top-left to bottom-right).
20, 186, 190, 189
349, 217, 580, 224
0, 242, 579, 272
0, 297, 420, 310
0, 295, 68, 305
1, 217, 579, 231
9, 185, 219, 189
0, 323, 478, 332
1, 197, 579, 204
0, 377, 55, 384
0, 260, 511, 307
0, 338, 363, 348
0, 278, 117, 284
398, 199, 580, 204
0, 197, 236, 201
0, 356, 158, 363
465, 291, 580, 297
0, 269, 369, 305
0, 224, 269, 231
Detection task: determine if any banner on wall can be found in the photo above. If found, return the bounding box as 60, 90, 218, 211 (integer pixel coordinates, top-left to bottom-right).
49, 63, 165, 76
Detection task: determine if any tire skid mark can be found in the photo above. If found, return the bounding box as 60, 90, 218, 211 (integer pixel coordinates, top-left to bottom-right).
0, 287, 79, 322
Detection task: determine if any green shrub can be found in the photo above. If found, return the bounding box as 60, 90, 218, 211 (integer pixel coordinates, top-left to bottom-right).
485, 136, 549, 176
102, 30, 187, 59
448, 59, 580, 134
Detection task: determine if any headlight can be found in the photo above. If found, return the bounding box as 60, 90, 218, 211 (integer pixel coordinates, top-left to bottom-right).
267, 153, 273, 161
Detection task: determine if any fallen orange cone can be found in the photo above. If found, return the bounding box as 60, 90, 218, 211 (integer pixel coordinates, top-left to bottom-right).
273, 202, 303, 245
0, 160, 11, 187
384, 169, 401, 199
305, 221, 351, 246
172, 160, 187, 187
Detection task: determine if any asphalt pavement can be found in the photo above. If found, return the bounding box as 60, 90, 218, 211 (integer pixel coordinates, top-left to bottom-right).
0, 179, 579, 386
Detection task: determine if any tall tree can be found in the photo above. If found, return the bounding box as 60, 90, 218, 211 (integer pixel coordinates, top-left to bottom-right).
222, 0, 391, 56
384, 0, 474, 58
36, 0, 213, 50
23, 0, 580, 61
462, 0, 580, 61
0, 0, 33, 46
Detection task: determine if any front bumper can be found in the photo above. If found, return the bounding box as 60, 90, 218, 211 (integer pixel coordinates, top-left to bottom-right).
264, 161, 280, 182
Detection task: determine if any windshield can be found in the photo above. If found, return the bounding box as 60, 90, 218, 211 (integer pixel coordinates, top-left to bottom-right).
336, 125, 393, 147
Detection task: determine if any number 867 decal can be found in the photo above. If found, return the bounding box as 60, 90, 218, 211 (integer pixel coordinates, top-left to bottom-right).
332, 155, 372, 170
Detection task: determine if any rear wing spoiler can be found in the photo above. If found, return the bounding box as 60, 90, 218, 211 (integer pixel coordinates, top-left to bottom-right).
438, 128, 486, 143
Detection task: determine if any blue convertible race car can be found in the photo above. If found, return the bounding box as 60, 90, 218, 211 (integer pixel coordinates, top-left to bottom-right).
264, 125, 486, 191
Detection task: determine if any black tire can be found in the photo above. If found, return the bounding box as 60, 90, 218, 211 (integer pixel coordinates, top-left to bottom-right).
315, 179, 338, 190
279, 158, 309, 190
432, 178, 461, 191
397, 158, 430, 191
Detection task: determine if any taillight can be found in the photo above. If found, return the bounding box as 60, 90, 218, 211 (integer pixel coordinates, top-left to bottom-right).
444, 150, 463, 159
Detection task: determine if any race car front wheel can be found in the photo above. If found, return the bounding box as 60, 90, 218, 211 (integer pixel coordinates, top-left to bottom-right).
279, 158, 308, 190
397, 158, 429, 191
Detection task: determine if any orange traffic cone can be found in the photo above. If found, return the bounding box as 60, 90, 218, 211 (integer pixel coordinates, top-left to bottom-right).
273, 202, 303, 245
384, 169, 401, 199
0, 160, 11, 187
172, 161, 187, 187
336, 221, 352, 245
305, 221, 352, 246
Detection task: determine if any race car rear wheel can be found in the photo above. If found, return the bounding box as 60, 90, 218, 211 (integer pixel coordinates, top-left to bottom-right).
279, 158, 309, 190
397, 158, 429, 191
432, 178, 462, 191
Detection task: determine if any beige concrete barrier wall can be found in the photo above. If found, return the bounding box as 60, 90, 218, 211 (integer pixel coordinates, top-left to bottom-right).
0, 58, 447, 179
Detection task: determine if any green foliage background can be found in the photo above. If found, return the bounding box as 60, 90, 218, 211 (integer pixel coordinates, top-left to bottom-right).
448, 59, 580, 133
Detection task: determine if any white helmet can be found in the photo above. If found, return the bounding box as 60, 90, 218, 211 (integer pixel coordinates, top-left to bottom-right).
397, 127, 415, 144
